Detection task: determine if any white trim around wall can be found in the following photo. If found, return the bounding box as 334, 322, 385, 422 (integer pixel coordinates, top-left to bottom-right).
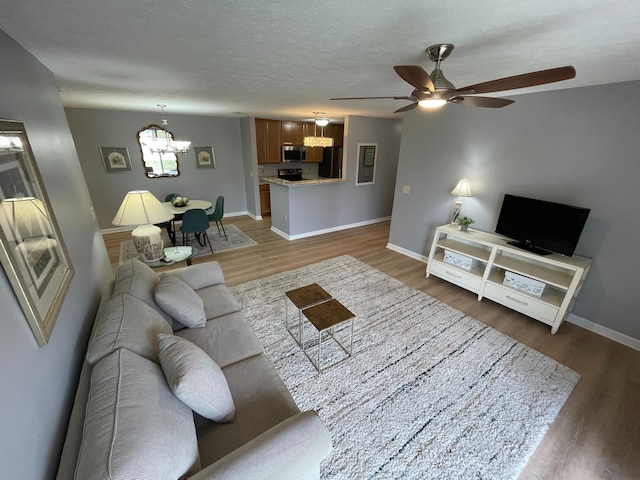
271, 216, 391, 241
385, 242, 640, 352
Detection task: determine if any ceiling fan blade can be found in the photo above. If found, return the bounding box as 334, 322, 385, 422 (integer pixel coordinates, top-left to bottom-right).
394, 66, 435, 92
394, 103, 418, 113
330, 96, 412, 101
449, 96, 515, 108
455, 66, 576, 95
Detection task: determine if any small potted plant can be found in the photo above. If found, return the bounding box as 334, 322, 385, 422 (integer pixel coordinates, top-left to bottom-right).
458, 216, 474, 231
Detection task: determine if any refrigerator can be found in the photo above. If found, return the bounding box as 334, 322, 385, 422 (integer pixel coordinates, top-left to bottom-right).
319, 147, 343, 178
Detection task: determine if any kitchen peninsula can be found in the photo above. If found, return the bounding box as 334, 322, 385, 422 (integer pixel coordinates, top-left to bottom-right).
262, 175, 350, 240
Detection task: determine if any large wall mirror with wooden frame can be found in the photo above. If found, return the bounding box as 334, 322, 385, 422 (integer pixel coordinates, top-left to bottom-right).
137, 124, 181, 178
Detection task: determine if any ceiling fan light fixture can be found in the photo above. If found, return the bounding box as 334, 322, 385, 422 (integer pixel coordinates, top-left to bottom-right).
418, 98, 447, 109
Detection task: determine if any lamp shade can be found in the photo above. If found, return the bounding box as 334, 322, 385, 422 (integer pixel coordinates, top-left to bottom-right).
303, 136, 334, 147
451, 179, 472, 197
112, 190, 174, 226
0, 197, 52, 241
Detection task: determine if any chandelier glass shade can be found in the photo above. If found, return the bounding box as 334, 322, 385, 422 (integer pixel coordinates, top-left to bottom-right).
142, 105, 191, 154
303, 112, 334, 147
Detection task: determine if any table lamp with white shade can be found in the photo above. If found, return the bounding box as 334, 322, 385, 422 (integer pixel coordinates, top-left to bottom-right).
112, 190, 174, 262
450, 178, 472, 226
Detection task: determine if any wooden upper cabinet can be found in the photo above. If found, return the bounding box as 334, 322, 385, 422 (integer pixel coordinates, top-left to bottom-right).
256, 118, 282, 164
281, 121, 304, 145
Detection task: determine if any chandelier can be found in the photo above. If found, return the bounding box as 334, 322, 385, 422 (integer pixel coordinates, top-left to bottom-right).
303, 112, 334, 147
143, 105, 191, 154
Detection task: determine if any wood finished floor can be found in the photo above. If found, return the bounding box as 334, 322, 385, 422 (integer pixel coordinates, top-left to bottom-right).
103, 216, 640, 480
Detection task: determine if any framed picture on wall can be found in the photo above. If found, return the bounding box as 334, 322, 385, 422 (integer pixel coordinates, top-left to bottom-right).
99, 147, 133, 173
0, 119, 75, 346
355, 143, 377, 186
194, 146, 216, 169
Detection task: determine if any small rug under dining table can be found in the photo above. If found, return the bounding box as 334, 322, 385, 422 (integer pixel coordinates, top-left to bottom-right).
118, 223, 257, 264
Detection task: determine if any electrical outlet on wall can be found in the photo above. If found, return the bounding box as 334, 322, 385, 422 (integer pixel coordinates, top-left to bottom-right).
402, 185, 411, 194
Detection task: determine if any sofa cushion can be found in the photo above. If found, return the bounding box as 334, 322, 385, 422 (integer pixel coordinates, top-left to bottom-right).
175, 311, 263, 368
111, 258, 173, 325
74, 349, 200, 480
158, 333, 235, 422
155, 273, 207, 328
194, 353, 301, 467
197, 283, 241, 320
85, 293, 172, 366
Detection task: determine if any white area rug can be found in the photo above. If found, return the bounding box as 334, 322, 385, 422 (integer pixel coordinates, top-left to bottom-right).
119, 224, 257, 264
231, 255, 580, 480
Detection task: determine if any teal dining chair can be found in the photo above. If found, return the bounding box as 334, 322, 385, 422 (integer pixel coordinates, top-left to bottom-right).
207, 195, 227, 241
180, 209, 213, 255
157, 193, 182, 245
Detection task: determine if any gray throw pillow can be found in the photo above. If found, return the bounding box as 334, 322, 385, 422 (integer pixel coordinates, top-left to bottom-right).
154, 273, 207, 328
86, 293, 172, 366
157, 333, 235, 422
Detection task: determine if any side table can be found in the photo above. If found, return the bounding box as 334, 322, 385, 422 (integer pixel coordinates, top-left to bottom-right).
284, 283, 332, 347
301, 299, 354, 372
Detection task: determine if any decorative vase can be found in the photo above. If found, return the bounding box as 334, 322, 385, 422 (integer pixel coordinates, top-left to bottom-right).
460, 225, 468, 232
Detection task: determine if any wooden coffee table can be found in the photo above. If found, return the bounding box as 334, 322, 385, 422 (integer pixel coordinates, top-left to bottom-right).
284, 283, 332, 347
301, 299, 354, 372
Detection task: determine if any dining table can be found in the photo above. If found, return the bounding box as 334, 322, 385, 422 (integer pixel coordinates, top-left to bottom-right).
162, 199, 213, 246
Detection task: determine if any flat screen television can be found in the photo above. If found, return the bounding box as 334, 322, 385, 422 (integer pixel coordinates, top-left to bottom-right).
495, 194, 590, 257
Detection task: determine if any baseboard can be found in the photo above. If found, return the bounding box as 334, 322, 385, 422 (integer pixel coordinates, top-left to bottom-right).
100, 210, 249, 234
274, 217, 391, 241
386, 243, 429, 263
567, 314, 640, 351
388, 245, 640, 352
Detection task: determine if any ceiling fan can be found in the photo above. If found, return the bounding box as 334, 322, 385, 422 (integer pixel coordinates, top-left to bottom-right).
331, 44, 576, 112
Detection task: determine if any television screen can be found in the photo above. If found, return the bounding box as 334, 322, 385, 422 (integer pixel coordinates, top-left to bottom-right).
495, 194, 590, 256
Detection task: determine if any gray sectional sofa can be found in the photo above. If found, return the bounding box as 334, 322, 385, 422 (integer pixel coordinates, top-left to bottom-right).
56, 258, 332, 480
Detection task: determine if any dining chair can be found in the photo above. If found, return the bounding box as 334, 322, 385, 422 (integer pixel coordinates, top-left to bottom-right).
165, 193, 181, 202
156, 193, 183, 245
207, 195, 227, 241
181, 209, 214, 254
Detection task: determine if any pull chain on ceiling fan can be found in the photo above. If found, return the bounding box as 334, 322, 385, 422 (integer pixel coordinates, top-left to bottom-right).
331, 43, 576, 112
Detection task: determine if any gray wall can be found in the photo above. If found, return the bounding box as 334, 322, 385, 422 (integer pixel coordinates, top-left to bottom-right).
239, 117, 260, 217
0, 30, 112, 479
389, 80, 640, 340
65, 108, 248, 229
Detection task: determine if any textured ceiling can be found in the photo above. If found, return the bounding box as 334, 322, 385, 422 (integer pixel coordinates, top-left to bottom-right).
1, 0, 640, 121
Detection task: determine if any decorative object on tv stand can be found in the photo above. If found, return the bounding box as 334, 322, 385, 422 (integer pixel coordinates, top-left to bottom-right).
450, 178, 472, 226
142, 105, 191, 155
303, 112, 334, 148
112, 190, 174, 262
458, 216, 474, 231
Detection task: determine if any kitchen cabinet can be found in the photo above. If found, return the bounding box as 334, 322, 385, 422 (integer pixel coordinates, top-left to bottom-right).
426, 225, 591, 333
281, 121, 304, 145
259, 184, 271, 216
255, 118, 282, 164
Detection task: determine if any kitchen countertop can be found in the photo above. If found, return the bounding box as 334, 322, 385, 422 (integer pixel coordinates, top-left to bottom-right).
261, 176, 349, 187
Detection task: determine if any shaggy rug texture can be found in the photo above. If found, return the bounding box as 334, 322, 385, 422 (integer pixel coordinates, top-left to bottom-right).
230, 255, 580, 480
119, 223, 257, 264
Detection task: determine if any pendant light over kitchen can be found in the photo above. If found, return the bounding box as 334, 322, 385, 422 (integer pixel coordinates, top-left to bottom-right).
303, 112, 334, 147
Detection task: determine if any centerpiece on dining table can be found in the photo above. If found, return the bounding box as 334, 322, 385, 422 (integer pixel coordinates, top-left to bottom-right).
170, 196, 189, 207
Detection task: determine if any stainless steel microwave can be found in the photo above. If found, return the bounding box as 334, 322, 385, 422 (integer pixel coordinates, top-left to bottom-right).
282, 145, 306, 162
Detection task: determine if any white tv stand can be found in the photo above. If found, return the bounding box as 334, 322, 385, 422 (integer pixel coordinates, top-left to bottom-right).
426, 225, 592, 333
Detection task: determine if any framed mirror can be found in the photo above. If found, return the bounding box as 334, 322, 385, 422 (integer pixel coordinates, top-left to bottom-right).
137, 124, 181, 178
355, 143, 377, 185
0, 120, 75, 345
